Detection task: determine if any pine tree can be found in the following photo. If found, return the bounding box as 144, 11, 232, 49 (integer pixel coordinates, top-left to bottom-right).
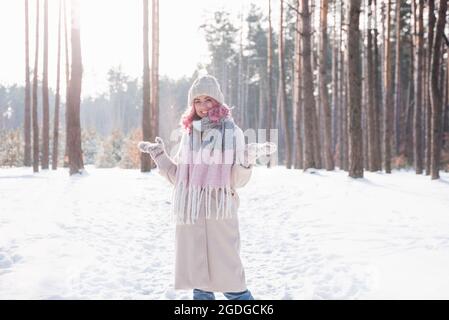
42, 0, 49, 169
32, 0, 40, 172
67, 0, 84, 175
24, 0, 31, 166
141, 0, 152, 172
347, 0, 363, 178
52, 0, 62, 170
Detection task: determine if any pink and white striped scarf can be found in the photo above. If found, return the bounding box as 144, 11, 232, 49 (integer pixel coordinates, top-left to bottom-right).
173, 115, 237, 224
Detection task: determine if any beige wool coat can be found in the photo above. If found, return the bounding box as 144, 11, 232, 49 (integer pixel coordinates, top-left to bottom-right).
154, 148, 252, 293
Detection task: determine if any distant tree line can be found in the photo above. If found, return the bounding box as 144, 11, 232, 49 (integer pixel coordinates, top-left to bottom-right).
1, 0, 448, 179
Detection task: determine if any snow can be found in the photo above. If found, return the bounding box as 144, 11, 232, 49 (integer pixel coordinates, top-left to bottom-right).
1, 165, 449, 299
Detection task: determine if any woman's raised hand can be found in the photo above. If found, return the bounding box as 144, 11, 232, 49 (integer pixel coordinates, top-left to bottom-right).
243, 142, 277, 167
137, 137, 166, 159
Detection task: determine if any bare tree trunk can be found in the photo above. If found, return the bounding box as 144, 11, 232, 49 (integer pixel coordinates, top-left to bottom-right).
393, 0, 402, 156
32, 0, 40, 173
238, 13, 244, 125
404, 39, 415, 162
258, 75, 266, 130
362, 0, 369, 170
67, 0, 84, 175
372, 0, 382, 170
310, 12, 322, 170
413, 0, 424, 174
42, 0, 49, 169
342, 53, 349, 171
141, 0, 152, 172
24, 0, 31, 166
293, 0, 303, 169
332, 0, 339, 166
319, 0, 334, 170
267, 0, 274, 168
403, 79, 413, 159
151, 0, 159, 142
425, 0, 436, 175
445, 48, 449, 135
278, 0, 292, 168
338, 0, 346, 170
63, 0, 70, 168
383, 0, 393, 173
347, 0, 363, 178
367, 0, 376, 171
301, 0, 317, 169
52, 0, 62, 170
430, 0, 447, 179
243, 62, 250, 128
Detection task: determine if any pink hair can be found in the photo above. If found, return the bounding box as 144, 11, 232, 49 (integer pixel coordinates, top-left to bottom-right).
180, 97, 232, 133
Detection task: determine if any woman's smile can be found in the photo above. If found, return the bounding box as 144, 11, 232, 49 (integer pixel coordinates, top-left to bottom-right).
194, 95, 215, 118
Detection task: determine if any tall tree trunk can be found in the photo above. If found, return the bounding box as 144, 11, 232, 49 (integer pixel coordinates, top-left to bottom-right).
331, 0, 339, 166
445, 48, 449, 135
338, 0, 346, 170
238, 13, 244, 127
293, 0, 303, 169
347, 0, 363, 178
404, 78, 413, 160
413, 0, 424, 174
393, 0, 402, 156
301, 0, 317, 170
259, 74, 266, 130
151, 0, 159, 143
32, 0, 40, 173
429, 0, 448, 179
67, 0, 84, 175
404, 41, 415, 161
267, 0, 274, 168
141, 0, 152, 172
341, 0, 349, 171
319, 0, 334, 170
372, 0, 382, 170
243, 62, 250, 128
341, 58, 349, 171
63, 0, 70, 168
383, 0, 393, 173
278, 0, 292, 168
425, 0, 436, 175
42, 0, 49, 169
310, 9, 322, 170
52, 0, 62, 170
343, 60, 349, 170
24, 0, 31, 166
367, 0, 376, 171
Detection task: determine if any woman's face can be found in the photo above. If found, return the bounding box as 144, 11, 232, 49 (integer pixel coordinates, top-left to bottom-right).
193, 95, 215, 118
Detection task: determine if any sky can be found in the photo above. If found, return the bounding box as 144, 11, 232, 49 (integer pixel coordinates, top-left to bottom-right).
0, 0, 272, 98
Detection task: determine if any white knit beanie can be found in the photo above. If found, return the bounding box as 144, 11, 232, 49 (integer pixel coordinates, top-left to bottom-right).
187, 74, 225, 106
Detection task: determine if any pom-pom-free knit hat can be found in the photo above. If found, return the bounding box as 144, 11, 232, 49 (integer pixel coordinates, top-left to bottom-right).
187, 74, 225, 106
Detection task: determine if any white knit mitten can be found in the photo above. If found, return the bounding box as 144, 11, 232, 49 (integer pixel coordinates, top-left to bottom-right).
137, 137, 166, 160
243, 142, 277, 167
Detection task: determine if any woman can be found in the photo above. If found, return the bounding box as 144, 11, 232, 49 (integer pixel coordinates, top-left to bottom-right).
138, 74, 275, 300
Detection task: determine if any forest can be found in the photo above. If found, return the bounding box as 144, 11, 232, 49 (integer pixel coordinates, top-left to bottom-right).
0, 0, 448, 179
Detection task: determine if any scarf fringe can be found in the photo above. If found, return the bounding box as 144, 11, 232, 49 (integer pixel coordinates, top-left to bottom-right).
172, 181, 234, 224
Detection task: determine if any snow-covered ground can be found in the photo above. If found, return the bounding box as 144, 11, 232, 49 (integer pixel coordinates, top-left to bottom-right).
1, 165, 449, 300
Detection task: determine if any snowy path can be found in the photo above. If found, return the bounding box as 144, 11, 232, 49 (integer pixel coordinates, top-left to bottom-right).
1, 166, 449, 299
